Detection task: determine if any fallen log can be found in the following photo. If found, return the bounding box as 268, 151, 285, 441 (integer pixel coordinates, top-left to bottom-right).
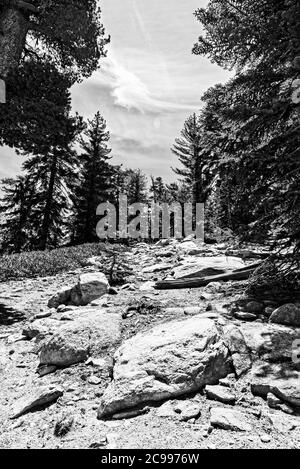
155, 262, 261, 290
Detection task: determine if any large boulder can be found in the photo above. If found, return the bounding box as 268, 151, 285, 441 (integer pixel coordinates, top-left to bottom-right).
39, 309, 121, 367
97, 317, 232, 418
172, 256, 244, 280
48, 272, 109, 308
270, 304, 300, 328
70, 272, 109, 306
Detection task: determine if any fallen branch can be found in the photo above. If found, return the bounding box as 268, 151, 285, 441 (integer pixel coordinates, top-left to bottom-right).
155, 262, 261, 290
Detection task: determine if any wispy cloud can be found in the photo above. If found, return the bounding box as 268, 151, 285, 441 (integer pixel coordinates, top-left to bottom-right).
94, 55, 198, 115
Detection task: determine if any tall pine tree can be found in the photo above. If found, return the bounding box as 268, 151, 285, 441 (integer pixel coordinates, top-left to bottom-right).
72, 112, 116, 244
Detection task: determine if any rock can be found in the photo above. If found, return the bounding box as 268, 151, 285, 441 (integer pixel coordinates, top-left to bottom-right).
34, 311, 52, 320
210, 408, 252, 432
112, 407, 150, 420
48, 288, 72, 309
251, 363, 300, 408
269, 304, 300, 327
223, 325, 252, 377
205, 385, 236, 404
184, 307, 202, 316
37, 365, 57, 377
57, 305, 77, 313
70, 272, 109, 306
11, 385, 63, 419
234, 312, 257, 321
246, 301, 264, 314
88, 375, 102, 385
157, 400, 201, 421
97, 317, 231, 418
267, 393, 282, 409
173, 256, 244, 280
85, 256, 102, 268
268, 412, 300, 433
179, 241, 203, 255
239, 322, 300, 363
219, 377, 232, 387
260, 434, 271, 443
142, 263, 170, 274
54, 412, 74, 437
139, 281, 155, 292
203, 282, 224, 294
173, 401, 201, 421
60, 314, 73, 321
39, 310, 121, 367
22, 318, 58, 340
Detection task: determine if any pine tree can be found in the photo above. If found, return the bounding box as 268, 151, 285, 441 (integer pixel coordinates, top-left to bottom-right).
150, 176, 169, 203
0, 176, 34, 252
124, 169, 148, 204
172, 113, 215, 205
72, 112, 117, 244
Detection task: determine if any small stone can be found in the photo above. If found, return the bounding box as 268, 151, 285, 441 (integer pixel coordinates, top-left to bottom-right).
219, 377, 231, 388
267, 392, 282, 409
11, 386, 63, 419
173, 401, 201, 421
260, 434, 271, 443
206, 385, 236, 404
35, 311, 52, 320
184, 307, 202, 315
210, 407, 252, 432
88, 375, 101, 385
60, 314, 73, 321
234, 312, 257, 321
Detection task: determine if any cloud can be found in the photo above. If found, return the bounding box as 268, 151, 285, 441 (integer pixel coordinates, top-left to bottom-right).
94, 56, 198, 115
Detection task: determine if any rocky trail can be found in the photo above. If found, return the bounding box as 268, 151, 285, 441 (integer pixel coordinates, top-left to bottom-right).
0, 238, 299, 449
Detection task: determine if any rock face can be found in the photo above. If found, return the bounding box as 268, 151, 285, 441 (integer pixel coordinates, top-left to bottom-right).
48, 272, 109, 308
97, 317, 231, 418
270, 304, 300, 327
39, 310, 121, 367
251, 364, 300, 408
11, 386, 63, 419
210, 407, 252, 432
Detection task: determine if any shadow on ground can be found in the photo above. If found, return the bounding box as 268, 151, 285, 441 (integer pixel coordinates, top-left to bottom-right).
0, 303, 26, 326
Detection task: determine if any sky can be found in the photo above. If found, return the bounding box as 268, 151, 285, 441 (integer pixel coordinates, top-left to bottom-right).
0, 0, 230, 183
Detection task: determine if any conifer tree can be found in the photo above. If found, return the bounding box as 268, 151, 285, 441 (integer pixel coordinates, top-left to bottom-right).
172, 113, 215, 205
0, 176, 34, 252
72, 112, 117, 244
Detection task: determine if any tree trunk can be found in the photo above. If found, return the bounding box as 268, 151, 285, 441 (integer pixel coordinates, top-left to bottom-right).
39, 153, 57, 250
0, 6, 29, 79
